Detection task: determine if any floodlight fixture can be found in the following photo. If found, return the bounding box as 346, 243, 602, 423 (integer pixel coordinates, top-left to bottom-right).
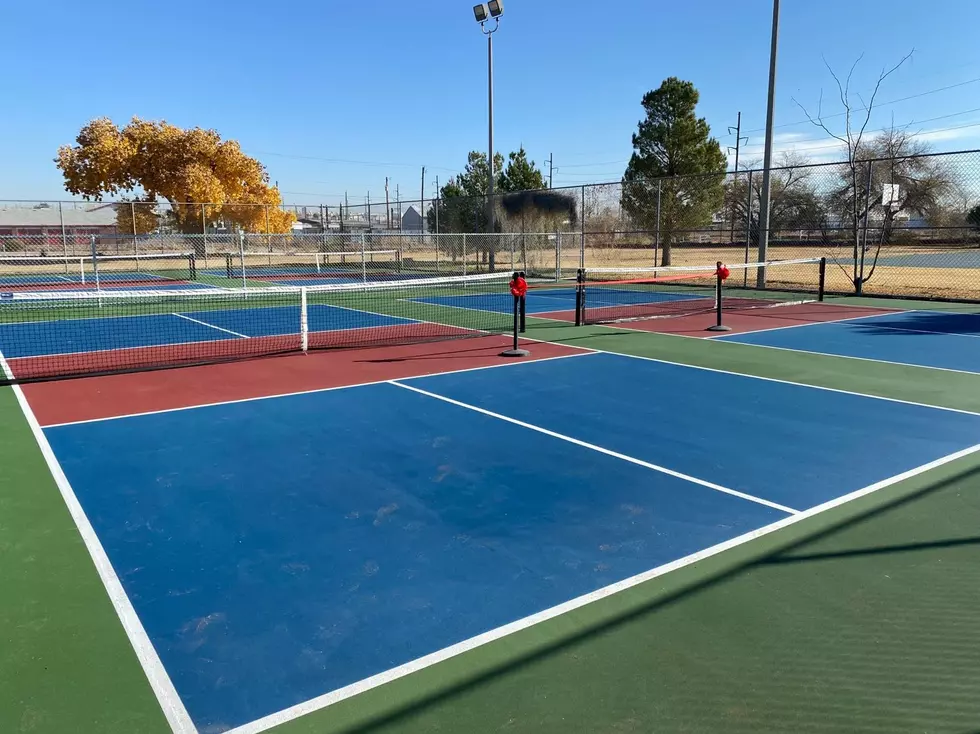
473, 4, 489, 23
487, 0, 504, 18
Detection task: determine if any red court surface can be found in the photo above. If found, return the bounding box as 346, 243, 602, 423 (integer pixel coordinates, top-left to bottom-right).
25, 335, 585, 426
9, 323, 479, 382
577, 303, 895, 337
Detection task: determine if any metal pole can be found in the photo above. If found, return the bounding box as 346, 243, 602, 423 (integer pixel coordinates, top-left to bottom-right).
744, 170, 754, 287
89, 235, 101, 293
201, 204, 208, 269
580, 185, 586, 269
58, 201, 68, 270
487, 32, 496, 251
756, 0, 780, 287
435, 176, 440, 234
361, 233, 367, 282
265, 206, 272, 267
238, 231, 248, 293
858, 160, 873, 294
131, 201, 138, 261
654, 180, 662, 268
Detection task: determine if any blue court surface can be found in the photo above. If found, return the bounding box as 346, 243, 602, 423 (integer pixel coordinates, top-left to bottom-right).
718, 310, 980, 374
0, 304, 415, 358
42, 351, 980, 732
413, 286, 708, 315
0, 282, 218, 294
0, 271, 195, 286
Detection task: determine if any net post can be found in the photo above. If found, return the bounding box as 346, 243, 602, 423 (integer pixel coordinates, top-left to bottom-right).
818, 257, 826, 301
225, 252, 234, 279
300, 287, 309, 353
500, 272, 530, 357
705, 261, 732, 332
519, 270, 527, 333
188, 253, 197, 280
575, 268, 584, 326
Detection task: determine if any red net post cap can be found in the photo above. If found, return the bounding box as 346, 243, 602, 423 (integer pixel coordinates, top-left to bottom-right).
717, 264, 731, 280
510, 274, 528, 297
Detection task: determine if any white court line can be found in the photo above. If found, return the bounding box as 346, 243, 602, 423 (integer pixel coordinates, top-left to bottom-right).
389, 380, 798, 515
708, 338, 980, 379
42, 351, 597, 429
224, 438, 980, 734
701, 308, 897, 339
0, 349, 196, 734
592, 346, 980, 415
542, 318, 980, 414
172, 312, 250, 339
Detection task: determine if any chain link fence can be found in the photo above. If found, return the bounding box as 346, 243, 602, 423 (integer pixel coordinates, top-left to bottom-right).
3, 150, 978, 300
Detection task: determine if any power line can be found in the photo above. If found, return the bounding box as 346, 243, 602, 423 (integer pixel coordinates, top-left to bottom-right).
740, 119, 980, 157
722, 75, 980, 138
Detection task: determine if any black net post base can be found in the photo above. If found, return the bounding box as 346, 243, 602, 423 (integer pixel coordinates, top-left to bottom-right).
705, 262, 733, 332
499, 287, 531, 358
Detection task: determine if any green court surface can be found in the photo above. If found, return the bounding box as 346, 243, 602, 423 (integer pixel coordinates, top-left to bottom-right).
3, 295, 980, 733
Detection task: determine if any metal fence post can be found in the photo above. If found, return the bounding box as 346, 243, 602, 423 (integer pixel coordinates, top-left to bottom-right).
58, 201, 68, 267
580, 185, 586, 269
131, 201, 138, 259
744, 170, 754, 287
462, 233, 467, 276
858, 160, 873, 294
555, 231, 561, 281
361, 233, 367, 282
265, 206, 272, 267
201, 205, 208, 269
654, 179, 662, 268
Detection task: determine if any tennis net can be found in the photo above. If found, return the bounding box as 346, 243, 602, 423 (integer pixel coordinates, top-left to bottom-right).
576, 258, 826, 325
0, 272, 516, 384
0, 253, 197, 291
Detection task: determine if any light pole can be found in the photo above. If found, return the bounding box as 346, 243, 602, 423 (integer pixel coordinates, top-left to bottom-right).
474, 1, 503, 270
756, 0, 780, 287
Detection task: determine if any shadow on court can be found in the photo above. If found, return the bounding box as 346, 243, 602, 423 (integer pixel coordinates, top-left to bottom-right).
325, 460, 980, 734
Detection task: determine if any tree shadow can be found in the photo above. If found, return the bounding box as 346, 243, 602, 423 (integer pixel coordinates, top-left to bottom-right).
851, 310, 980, 336
333, 461, 980, 734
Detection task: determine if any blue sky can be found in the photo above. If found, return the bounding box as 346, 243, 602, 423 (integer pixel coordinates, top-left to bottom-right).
2, 0, 979, 207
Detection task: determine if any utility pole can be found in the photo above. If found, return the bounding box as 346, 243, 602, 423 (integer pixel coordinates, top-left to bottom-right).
544, 154, 556, 188
395, 184, 401, 230
384, 178, 391, 230
727, 112, 749, 247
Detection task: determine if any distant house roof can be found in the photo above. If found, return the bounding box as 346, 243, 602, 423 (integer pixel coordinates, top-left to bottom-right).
0, 203, 118, 228
401, 206, 423, 229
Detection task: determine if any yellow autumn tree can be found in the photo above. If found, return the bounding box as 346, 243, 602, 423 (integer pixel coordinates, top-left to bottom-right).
56, 117, 295, 235
115, 197, 161, 235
